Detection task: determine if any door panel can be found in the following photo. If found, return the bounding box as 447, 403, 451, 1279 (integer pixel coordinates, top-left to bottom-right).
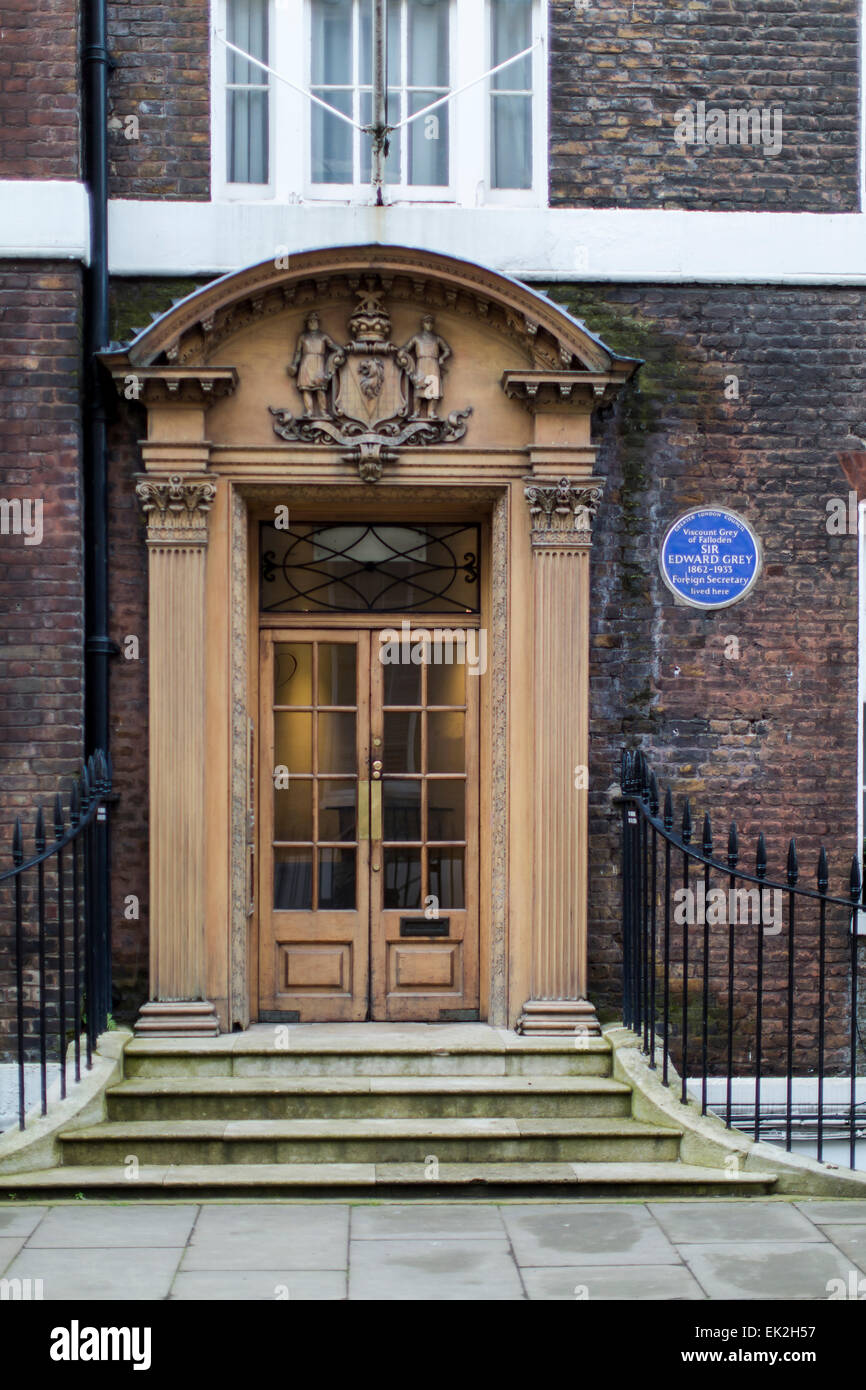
258, 627, 479, 1021
258, 631, 370, 1021
370, 636, 479, 1020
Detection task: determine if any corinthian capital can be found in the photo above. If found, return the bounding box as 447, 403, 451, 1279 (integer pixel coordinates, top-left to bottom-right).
136, 473, 217, 544
524, 477, 604, 545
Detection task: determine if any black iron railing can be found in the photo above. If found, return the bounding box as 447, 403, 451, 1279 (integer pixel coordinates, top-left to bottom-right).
620, 748, 865, 1169
0, 752, 112, 1130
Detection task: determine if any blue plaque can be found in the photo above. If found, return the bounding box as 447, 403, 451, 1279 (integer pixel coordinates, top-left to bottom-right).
659, 508, 762, 609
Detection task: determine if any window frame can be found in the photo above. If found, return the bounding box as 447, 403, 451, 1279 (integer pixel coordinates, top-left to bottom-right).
212, 0, 548, 207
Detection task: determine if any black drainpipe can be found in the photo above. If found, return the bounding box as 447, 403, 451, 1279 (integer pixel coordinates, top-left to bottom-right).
82, 0, 115, 1024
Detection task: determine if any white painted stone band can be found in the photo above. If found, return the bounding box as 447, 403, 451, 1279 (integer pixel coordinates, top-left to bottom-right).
4, 183, 866, 284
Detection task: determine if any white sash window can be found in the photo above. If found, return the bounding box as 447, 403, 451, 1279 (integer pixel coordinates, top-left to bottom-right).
214, 0, 546, 204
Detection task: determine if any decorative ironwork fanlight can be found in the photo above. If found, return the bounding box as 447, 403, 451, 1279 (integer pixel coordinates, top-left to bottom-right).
260, 522, 480, 613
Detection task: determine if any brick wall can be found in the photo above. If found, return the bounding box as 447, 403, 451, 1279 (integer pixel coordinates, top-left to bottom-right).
541, 283, 864, 1041
0, 261, 84, 835
0, 1, 80, 178
549, 0, 860, 211
107, 0, 211, 200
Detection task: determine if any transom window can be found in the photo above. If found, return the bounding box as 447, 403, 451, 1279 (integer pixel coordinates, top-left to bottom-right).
215, 0, 546, 203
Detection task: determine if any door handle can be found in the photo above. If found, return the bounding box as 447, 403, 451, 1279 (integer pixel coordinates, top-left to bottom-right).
358, 779, 370, 840
370, 778, 382, 841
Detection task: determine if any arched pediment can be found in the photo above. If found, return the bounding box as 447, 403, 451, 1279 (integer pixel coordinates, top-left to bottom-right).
103, 245, 637, 380
102, 245, 639, 460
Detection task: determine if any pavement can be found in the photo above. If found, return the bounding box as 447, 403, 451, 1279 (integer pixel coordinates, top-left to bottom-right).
2, 1199, 866, 1300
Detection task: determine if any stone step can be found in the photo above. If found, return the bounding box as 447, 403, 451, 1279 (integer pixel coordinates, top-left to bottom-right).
122, 1037, 613, 1080
0, 1161, 779, 1199
106, 1074, 633, 1121
58, 1117, 682, 1165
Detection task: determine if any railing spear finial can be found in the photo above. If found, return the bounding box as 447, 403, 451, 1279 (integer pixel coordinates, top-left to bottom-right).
663, 786, 673, 831
702, 811, 713, 858
727, 821, 739, 870
786, 837, 799, 887
816, 846, 829, 893
756, 831, 767, 880
681, 797, 692, 844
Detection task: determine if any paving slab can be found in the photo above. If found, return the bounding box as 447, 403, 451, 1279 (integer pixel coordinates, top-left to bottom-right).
0, 1236, 27, 1273
820, 1225, 866, 1270
522, 1264, 706, 1301
0, 1205, 47, 1237
351, 1203, 506, 1240
25, 1203, 197, 1248
3, 1245, 181, 1300
680, 1241, 857, 1300
183, 1202, 349, 1270
170, 1269, 346, 1300
348, 1237, 523, 1300
649, 1201, 823, 1244
797, 1201, 866, 1225
501, 1203, 679, 1266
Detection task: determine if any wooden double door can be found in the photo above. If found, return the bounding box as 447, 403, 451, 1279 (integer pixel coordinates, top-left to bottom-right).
258, 627, 479, 1021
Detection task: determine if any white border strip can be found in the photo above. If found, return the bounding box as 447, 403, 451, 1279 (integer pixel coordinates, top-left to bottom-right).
105, 201, 866, 281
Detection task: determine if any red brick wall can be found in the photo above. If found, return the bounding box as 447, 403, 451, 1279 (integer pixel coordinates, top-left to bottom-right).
0, 262, 84, 834
541, 283, 863, 1038
550, 0, 860, 211
0, 1, 80, 178
107, 0, 211, 200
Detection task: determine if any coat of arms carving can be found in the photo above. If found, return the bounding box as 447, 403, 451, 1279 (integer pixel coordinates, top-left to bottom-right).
269, 294, 471, 480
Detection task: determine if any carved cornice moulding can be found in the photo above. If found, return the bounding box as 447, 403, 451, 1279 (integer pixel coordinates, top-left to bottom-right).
109, 366, 238, 407
135, 473, 218, 545
502, 369, 629, 410
524, 476, 605, 546
98, 247, 641, 391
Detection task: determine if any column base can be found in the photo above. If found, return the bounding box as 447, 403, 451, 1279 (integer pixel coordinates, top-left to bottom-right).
516, 998, 602, 1037
134, 1000, 221, 1038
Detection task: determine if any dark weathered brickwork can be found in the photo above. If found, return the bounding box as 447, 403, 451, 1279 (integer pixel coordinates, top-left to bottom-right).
549, 0, 860, 211
0, 1, 80, 179
0, 262, 84, 832
543, 283, 864, 1022
107, 0, 211, 200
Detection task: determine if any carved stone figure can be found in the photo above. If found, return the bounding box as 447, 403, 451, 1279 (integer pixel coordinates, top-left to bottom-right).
402, 315, 451, 419
286, 312, 343, 417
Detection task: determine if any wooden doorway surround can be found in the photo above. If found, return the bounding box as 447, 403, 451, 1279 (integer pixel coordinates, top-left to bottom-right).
102, 245, 638, 1038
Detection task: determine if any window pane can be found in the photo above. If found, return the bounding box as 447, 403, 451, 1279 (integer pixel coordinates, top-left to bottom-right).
317, 643, 356, 706
427, 711, 464, 772
274, 643, 312, 706
228, 0, 268, 83
227, 89, 269, 183
311, 0, 352, 85
275, 712, 313, 773
427, 779, 465, 840
384, 711, 421, 772
491, 0, 531, 89
408, 89, 448, 185
428, 847, 464, 908
274, 848, 312, 909
491, 93, 531, 189
409, 0, 449, 88
274, 778, 313, 841
311, 86, 353, 182
319, 847, 356, 909
318, 712, 356, 772
383, 657, 421, 706
384, 848, 422, 907
318, 780, 357, 841
427, 658, 465, 707
383, 779, 421, 840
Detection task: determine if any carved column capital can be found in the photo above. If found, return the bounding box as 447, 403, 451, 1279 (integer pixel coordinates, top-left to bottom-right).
523, 476, 604, 546
135, 473, 218, 545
